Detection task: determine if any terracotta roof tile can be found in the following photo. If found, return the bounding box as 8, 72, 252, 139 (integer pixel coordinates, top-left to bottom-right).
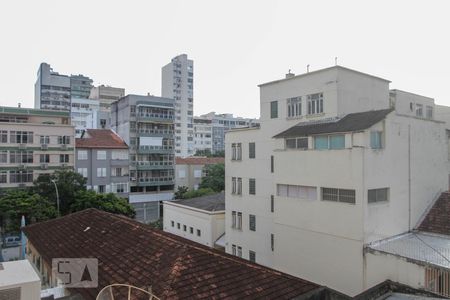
23, 209, 321, 300
175, 157, 224, 165
418, 192, 450, 236
75, 129, 128, 149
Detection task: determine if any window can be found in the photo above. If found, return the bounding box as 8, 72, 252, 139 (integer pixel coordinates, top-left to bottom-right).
178, 170, 186, 178
271, 155, 274, 173
237, 212, 242, 230
114, 183, 127, 193
249, 178, 256, 195
370, 131, 383, 149
77, 168, 87, 178
277, 184, 317, 200
307, 93, 323, 115
249, 250, 256, 263
98, 185, 105, 193
0, 171, 7, 183
321, 187, 356, 204
416, 103, 423, 117
10, 151, 33, 163
60, 154, 69, 163
287, 97, 302, 118
190, 227, 193, 234
57, 136, 70, 145
271, 234, 274, 251
237, 246, 242, 258
10, 131, 33, 144
237, 178, 242, 195
111, 150, 128, 160
77, 150, 88, 160
97, 150, 107, 160
9, 170, 33, 183
171, 221, 174, 227
177, 223, 180, 229
271, 195, 274, 212
183, 225, 187, 232
368, 188, 389, 203
0, 151, 7, 163
40, 135, 50, 145
286, 137, 308, 149
40, 154, 50, 163
197, 229, 201, 236
231, 143, 242, 160
314, 134, 345, 150
232, 211, 236, 228
97, 168, 106, 177
232, 244, 237, 256
270, 101, 278, 118
249, 215, 256, 231
194, 169, 202, 178
426, 106, 433, 119
232, 177, 237, 194
249, 142, 255, 159
0, 131, 7, 143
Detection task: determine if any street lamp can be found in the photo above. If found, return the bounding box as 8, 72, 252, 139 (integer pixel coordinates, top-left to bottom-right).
51, 179, 60, 216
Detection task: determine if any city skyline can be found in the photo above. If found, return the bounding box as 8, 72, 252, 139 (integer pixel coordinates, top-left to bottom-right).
1, 0, 449, 119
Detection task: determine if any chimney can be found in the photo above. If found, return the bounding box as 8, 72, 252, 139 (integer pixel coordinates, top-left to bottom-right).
285, 69, 295, 79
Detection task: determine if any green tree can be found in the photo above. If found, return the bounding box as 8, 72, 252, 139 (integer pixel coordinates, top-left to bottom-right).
181, 188, 216, 199
199, 163, 225, 192
194, 149, 212, 157
174, 186, 189, 199
148, 218, 163, 230
70, 190, 135, 218
0, 190, 57, 233
33, 169, 87, 215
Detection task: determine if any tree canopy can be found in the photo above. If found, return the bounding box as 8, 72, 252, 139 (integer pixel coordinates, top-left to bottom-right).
199, 163, 225, 192
70, 190, 135, 218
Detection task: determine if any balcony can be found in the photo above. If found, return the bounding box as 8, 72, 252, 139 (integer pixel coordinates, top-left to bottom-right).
133, 161, 174, 170
137, 129, 174, 137
136, 145, 174, 154
135, 176, 175, 186
136, 113, 174, 123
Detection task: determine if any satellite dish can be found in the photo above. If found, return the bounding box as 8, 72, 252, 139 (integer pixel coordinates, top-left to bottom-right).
96, 283, 160, 300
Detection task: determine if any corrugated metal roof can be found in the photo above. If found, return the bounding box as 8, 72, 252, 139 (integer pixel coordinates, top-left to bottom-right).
273, 109, 393, 138
367, 232, 450, 269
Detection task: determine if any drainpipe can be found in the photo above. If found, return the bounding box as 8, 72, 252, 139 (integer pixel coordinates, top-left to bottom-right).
408, 124, 411, 231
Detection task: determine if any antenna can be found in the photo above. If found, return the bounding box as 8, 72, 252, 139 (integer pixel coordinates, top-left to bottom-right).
307, 65, 310, 73
335, 57, 338, 66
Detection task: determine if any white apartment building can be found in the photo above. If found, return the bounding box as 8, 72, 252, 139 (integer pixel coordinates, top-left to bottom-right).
162, 54, 194, 157
225, 66, 449, 296
0, 260, 41, 300
70, 98, 100, 136
193, 117, 212, 153
163, 193, 225, 249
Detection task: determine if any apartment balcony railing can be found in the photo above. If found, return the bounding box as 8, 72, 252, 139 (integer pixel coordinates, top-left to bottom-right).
136, 113, 174, 123
134, 176, 175, 186
133, 161, 174, 170
136, 129, 174, 137
136, 145, 174, 154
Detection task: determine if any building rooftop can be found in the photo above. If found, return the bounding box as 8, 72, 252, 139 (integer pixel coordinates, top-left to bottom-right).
418, 192, 450, 236
0, 106, 70, 117
175, 156, 224, 165
273, 109, 393, 138
0, 260, 40, 288
23, 209, 322, 300
169, 192, 225, 212
76, 129, 128, 149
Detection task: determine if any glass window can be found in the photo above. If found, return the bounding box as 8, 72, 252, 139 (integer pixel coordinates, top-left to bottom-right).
286, 139, 297, 149
321, 187, 356, 204
416, 104, 423, 117
368, 188, 389, 203
426, 106, 433, 119
0, 131, 7, 143
314, 136, 328, 150
40, 135, 50, 144
77, 150, 88, 160
249, 178, 256, 195
287, 97, 302, 118
307, 93, 323, 115
97, 150, 107, 160
270, 101, 278, 119
40, 154, 50, 163
330, 135, 345, 149
370, 131, 383, 149
249, 250, 256, 263
249, 142, 255, 159
59, 154, 69, 163
249, 214, 256, 231
0, 151, 7, 163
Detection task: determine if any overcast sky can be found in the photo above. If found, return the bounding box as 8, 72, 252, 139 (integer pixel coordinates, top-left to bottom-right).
0, 0, 449, 118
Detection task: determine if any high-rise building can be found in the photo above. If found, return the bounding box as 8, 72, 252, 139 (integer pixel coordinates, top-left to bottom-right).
70, 74, 93, 99
34, 63, 71, 111
0, 106, 75, 190
89, 85, 125, 112
162, 54, 194, 157
111, 94, 175, 222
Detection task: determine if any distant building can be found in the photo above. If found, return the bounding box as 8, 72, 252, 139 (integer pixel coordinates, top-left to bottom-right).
162, 54, 194, 157
89, 85, 125, 112
163, 192, 225, 249
194, 112, 258, 154
70, 74, 93, 99
0, 106, 75, 190
70, 98, 100, 136
111, 94, 175, 222
34, 63, 71, 111
75, 129, 129, 197
0, 260, 40, 300
175, 156, 224, 191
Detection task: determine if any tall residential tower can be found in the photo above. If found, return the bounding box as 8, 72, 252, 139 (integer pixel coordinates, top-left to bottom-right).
161, 54, 194, 157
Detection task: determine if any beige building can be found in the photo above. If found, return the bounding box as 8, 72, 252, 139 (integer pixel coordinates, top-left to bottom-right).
175, 157, 224, 191
0, 106, 75, 189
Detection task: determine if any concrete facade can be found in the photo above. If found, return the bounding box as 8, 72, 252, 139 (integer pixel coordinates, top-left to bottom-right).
0, 106, 75, 190
225, 66, 449, 296
70, 98, 100, 136
34, 63, 71, 111
162, 54, 194, 157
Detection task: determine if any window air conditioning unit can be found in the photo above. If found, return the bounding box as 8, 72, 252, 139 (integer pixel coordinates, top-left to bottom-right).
61, 144, 67, 150
19, 144, 27, 149
18, 183, 26, 188
41, 144, 48, 150
40, 163, 48, 170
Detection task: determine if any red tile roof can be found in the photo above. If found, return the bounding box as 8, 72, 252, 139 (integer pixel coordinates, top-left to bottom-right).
175, 157, 224, 165
418, 192, 450, 236
23, 209, 321, 300
75, 129, 128, 149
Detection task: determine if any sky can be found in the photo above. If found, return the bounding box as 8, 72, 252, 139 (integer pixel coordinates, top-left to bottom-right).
0, 0, 449, 119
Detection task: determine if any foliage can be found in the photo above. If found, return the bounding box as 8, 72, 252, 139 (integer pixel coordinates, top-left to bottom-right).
70, 190, 135, 218
33, 169, 87, 215
148, 218, 163, 230
199, 163, 225, 192
0, 190, 57, 233
194, 149, 225, 157
174, 186, 189, 199
181, 188, 216, 199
